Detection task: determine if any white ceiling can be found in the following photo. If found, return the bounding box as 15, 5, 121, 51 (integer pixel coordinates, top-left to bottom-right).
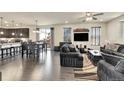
0, 12, 123, 26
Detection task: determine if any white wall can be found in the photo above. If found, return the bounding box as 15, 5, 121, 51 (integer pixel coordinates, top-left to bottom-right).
29, 15, 124, 46
28, 15, 124, 48
106, 15, 124, 44
53, 22, 107, 50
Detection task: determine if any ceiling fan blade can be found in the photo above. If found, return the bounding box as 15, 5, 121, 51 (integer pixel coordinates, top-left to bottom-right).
93, 13, 104, 16
93, 17, 97, 20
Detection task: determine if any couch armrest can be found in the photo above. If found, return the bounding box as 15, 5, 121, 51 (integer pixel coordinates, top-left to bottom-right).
97, 60, 124, 81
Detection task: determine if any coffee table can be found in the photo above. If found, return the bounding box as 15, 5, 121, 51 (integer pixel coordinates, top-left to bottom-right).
87, 50, 103, 66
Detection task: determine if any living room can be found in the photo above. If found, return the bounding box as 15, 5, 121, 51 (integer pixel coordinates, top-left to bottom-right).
1, 0, 124, 93
0, 12, 124, 81
53, 12, 124, 81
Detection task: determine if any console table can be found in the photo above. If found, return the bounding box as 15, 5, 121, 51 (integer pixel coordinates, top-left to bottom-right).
87, 50, 103, 66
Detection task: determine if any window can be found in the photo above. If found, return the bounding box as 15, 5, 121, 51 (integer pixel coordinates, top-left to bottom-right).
39, 28, 51, 48
39, 28, 51, 41
63, 28, 71, 42
91, 27, 101, 46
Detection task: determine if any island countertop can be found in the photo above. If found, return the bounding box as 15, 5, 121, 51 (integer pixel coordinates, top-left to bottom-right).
0, 43, 21, 49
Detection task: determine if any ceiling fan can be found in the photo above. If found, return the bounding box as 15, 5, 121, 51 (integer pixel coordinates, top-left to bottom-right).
78, 12, 104, 22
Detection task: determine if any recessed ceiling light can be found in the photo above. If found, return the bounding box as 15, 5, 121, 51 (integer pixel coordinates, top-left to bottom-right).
4, 21, 8, 24
65, 21, 68, 24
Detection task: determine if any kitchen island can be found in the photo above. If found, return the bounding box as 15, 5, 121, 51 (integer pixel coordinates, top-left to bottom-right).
0, 43, 22, 59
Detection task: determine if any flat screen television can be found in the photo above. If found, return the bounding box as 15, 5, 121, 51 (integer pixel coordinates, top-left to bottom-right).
74, 33, 89, 41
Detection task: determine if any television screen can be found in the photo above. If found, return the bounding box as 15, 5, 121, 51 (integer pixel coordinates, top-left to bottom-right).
74, 33, 89, 41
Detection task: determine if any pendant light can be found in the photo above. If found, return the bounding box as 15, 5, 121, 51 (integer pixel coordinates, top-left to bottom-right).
11, 20, 15, 36
33, 20, 39, 33
0, 17, 4, 35
20, 23, 23, 37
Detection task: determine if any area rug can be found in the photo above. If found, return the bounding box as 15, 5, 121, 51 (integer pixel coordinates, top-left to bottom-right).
74, 72, 97, 80
74, 54, 97, 81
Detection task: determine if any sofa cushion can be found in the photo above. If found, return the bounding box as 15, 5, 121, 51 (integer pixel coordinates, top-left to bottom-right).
60, 44, 70, 53
59, 42, 72, 48
119, 49, 124, 54
101, 52, 119, 66
105, 44, 119, 52
75, 47, 79, 52
68, 44, 76, 52
117, 45, 124, 53
115, 60, 124, 74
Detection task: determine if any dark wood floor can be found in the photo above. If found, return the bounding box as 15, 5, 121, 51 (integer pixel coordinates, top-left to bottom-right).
0, 50, 97, 81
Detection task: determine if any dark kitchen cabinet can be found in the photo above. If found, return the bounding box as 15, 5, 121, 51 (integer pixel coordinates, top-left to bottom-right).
0, 28, 29, 38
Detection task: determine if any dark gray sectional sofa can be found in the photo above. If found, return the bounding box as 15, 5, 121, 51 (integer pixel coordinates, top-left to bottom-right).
97, 44, 124, 81
60, 43, 83, 68
97, 60, 124, 81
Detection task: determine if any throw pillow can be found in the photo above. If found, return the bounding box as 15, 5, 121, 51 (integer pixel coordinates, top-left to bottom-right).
68, 44, 76, 52
75, 47, 79, 52
115, 60, 124, 74
60, 44, 70, 53
112, 44, 120, 52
